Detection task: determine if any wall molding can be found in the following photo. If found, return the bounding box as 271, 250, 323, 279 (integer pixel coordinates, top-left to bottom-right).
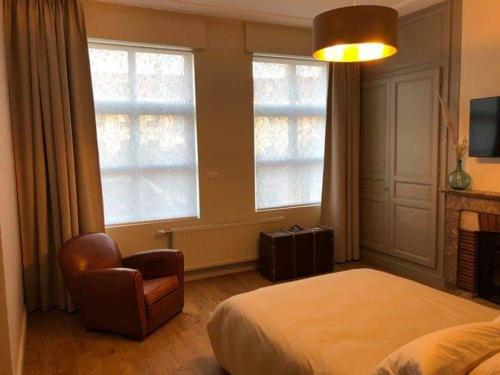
15, 307, 26, 375
185, 260, 257, 281
95, 0, 445, 28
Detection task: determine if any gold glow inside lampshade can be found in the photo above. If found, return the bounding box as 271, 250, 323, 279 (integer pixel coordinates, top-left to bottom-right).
313, 5, 398, 62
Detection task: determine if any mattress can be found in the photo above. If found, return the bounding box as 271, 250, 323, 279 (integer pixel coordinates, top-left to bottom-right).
207, 269, 499, 375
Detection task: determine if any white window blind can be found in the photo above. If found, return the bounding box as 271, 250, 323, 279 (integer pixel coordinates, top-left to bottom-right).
89, 42, 199, 225
253, 56, 328, 210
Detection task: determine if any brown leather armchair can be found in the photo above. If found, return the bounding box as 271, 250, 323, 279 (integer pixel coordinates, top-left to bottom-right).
58, 233, 184, 339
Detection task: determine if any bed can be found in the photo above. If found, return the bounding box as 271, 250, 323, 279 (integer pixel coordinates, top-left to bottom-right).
207, 269, 499, 375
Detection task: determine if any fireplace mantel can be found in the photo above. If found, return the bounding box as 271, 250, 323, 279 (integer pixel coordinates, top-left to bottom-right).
441, 189, 500, 203
442, 189, 500, 289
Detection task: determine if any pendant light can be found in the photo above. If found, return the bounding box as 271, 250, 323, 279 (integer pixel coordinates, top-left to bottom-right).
312, 1, 398, 63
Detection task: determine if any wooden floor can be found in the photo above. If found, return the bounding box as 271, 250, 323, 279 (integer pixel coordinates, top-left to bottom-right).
24, 270, 272, 375
24, 263, 364, 375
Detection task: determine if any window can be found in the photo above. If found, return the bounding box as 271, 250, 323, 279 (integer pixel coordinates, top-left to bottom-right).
89, 42, 199, 225
252, 56, 328, 210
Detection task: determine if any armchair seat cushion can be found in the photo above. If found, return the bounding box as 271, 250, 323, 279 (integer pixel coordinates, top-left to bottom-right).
143, 276, 180, 306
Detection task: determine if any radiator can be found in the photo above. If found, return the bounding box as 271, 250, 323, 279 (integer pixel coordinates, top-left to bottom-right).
169, 217, 285, 271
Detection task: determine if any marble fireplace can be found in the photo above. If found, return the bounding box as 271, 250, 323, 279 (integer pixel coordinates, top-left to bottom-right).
442, 189, 500, 302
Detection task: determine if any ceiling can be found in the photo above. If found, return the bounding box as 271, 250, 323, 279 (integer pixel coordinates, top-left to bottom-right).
96, 0, 445, 27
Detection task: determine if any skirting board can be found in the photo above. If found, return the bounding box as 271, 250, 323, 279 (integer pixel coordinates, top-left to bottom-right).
185, 260, 258, 281
361, 248, 445, 290
16, 306, 26, 375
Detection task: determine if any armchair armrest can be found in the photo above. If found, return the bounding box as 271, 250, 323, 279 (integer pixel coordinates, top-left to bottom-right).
122, 249, 184, 281
77, 268, 148, 339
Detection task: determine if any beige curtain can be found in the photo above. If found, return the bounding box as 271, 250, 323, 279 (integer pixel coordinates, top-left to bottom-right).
4, 0, 104, 311
321, 63, 360, 262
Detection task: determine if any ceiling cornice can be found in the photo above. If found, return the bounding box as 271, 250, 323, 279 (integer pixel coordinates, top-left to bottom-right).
394, 0, 445, 15
94, 0, 446, 28
94, 0, 312, 26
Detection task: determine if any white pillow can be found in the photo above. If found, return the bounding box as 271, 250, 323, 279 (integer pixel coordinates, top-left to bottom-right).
470, 351, 500, 375
373, 322, 500, 375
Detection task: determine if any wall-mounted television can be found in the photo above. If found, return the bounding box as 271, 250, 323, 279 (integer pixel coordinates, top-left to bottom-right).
469, 96, 500, 157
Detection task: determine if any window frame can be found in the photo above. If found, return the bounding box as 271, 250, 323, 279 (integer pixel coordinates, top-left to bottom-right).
252, 53, 329, 212
89, 39, 201, 226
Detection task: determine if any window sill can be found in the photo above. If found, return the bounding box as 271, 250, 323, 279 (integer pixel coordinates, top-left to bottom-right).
256, 203, 321, 213
105, 216, 200, 229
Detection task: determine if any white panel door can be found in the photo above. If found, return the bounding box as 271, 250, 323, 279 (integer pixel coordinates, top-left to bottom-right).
360, 79, 391, 253
388, 68, 441, 267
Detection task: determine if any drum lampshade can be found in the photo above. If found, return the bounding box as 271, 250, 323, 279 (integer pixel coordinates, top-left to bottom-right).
313, 6, 398, 62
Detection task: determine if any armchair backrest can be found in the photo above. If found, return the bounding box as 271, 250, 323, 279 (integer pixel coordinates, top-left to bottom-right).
58, 233, 122, 284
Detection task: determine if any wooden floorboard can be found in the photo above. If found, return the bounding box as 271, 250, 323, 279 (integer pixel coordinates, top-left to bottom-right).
24, 270, 273, 375
24, 264, 371, 375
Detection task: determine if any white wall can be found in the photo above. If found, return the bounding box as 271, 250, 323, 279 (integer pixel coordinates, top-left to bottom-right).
459, 0, 500, 192
0, 4, 26, 374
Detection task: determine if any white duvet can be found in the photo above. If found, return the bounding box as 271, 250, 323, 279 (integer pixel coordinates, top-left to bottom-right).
207, 269, 499, 375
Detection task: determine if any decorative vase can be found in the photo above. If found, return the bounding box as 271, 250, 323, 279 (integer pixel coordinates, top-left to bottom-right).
448, 159, 471, 190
